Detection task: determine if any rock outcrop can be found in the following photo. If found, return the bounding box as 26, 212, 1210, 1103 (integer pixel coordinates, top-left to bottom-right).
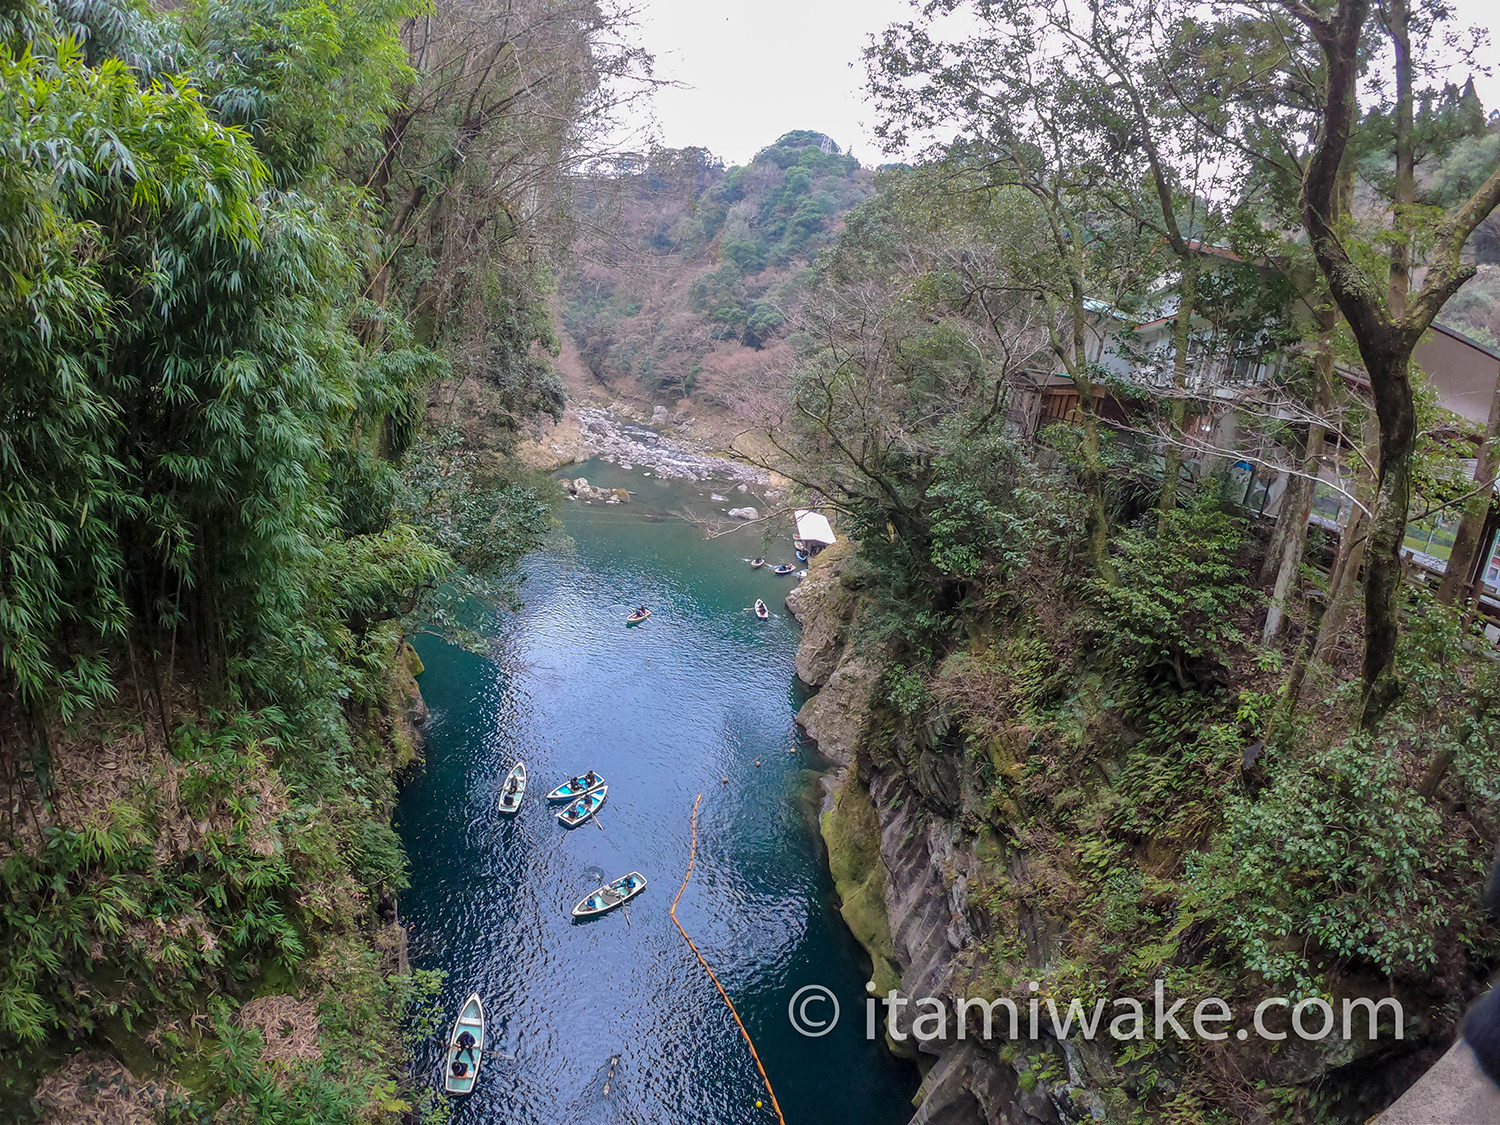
785, 539, 855, 686
790, 543, 1063, 1125
727, 505, 759, 521
564, 477, 630, 504
793, 536, 1449, 1125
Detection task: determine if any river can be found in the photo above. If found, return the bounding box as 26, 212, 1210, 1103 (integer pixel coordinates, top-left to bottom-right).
395, 459, 919, 1124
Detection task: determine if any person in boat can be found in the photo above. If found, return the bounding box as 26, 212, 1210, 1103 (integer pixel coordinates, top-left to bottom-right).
635, 605, 647, 616
573, 801, 585, 816
505, 777, 519, 795
456, 1030, 476, 1058
451, 1059, 468, 1078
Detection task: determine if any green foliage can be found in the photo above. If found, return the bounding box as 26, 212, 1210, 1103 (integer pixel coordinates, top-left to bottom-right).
1, 0, 573, 1113
188, 0, 418, 183
1091, 501, 1256, 690
883, 664, 931, 718
396, 431, 556, 621
1185, 732, 1467, 993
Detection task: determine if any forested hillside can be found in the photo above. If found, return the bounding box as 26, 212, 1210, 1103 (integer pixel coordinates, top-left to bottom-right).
558, 131, 874, 404
761, 1, 1500, 1121
0, 0, 633, 1118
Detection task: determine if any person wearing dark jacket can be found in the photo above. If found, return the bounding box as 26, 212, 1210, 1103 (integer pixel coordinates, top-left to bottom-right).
1464, 846, 1500, 1083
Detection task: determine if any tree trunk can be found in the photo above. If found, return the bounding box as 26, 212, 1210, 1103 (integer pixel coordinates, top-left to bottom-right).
1074, 376, 1115, 584
1437, 369, 1500, 603
1264, 309, 1338, 640
1359, 349, 1418, 728
1287, 0, 1500, 726
1312, 411, 1379, 665
1262, 434, 1323, 643
1159, 257, 1198, 525
1060, 212, 1115, 585
1386, 0, 1416, 317
1314, 507, 1366, 659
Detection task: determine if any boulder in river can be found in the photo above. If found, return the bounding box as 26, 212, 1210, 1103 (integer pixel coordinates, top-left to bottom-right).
711, 493, 727, 502
727, 507, 759, 521
566, 477, 620, 503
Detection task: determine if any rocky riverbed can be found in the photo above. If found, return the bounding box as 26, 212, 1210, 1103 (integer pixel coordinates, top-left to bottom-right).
521, 404, 771, 486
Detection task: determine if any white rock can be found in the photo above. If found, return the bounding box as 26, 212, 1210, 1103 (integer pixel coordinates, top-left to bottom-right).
727, 507, 759, 521
711, 493, 727, 502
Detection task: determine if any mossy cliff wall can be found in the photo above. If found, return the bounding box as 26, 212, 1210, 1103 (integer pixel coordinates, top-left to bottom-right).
788, 545, 1061, 1125
785, 544, 1397, 1125
7, 640, 431, 1122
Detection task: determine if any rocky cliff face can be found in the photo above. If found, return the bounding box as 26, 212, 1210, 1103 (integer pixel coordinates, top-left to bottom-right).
788, 549, 1093, 1125
789, 542, 1455, 1125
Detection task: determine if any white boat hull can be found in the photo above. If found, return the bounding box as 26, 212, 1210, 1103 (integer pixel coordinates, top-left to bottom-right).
497, 761, 526, 814
573, 872, 647, 918
443, 993, 485, 1096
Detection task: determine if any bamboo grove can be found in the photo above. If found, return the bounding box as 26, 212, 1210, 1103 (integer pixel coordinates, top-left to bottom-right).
0, 0, 633, 1115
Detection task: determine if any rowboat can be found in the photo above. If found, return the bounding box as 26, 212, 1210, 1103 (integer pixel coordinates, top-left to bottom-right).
625, 608, 651, 624
754, 600, 769, 619
793, 539, 807, 552
443, 993, 485, 1096
497, 761, 526, 815
572, 871, 647, 919
557, 785, 608, 827
795, 548, 809, 562
771, 563, 795, 576
546, 774, 605, 803
750, 557, 765, 569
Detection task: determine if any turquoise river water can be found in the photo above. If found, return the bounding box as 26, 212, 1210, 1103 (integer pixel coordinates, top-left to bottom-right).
395, 459, 919, 1124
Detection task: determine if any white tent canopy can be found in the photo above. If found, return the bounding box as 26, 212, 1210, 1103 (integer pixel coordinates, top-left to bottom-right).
794, 509, 836, 546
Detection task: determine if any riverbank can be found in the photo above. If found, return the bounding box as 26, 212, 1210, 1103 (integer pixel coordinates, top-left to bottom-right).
786, 534, 1469, 1125
517, 400, 780, 485
9, 640, 428, 1123
787, 546, 1037, 1124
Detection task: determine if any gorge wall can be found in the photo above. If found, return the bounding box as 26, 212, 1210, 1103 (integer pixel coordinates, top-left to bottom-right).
788, 545, 1075, 1125
784, 542, 1438, 1125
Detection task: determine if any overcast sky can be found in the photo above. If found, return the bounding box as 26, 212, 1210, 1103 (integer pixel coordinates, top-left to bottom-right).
618, 0, 1500, 169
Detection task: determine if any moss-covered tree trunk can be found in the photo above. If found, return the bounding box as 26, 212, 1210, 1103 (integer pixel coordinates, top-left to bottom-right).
1359, 356, 1416, 726
1292, 0, 1500, 726
1263, 311, 1337, 642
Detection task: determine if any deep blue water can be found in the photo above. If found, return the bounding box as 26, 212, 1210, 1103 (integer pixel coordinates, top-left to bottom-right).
395, 461, 919, 1124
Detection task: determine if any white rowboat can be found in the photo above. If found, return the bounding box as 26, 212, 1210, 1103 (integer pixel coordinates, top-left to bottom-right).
557, 785, 608, 828
497, 761, 526, 815
572, 871, 647, 918
443, 993, 485, 1096
546, 774, 605, 803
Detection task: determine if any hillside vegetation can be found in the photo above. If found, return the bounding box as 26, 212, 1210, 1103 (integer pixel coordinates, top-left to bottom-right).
760, 1, 1500, 1120
559, 131, 874, 404
0, 0, 628, 1117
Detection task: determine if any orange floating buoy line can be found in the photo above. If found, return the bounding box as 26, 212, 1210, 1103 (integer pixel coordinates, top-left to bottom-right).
671, 793, 787, 1124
